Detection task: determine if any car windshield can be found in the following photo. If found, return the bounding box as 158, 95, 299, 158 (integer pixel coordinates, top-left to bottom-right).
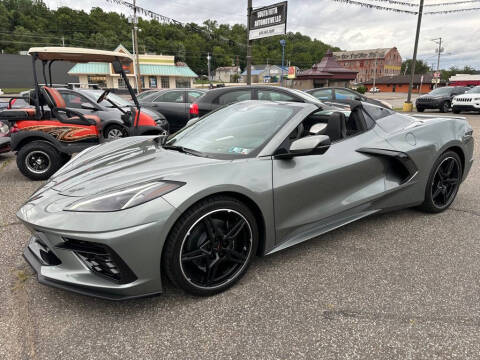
428, 87, 452, 96
84, 90, 131, 107
165, 102, 298, 158
289, 88, 322, 103
466, 86, 480, 94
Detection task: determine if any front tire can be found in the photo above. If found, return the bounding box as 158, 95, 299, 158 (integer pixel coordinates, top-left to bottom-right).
452, 107, 461, 114
163, 196, 258, 296
416, 107, 424, 112
16, 141, 63, 180
104, 124, 127, 139
419, 151, 462, 213
439, 101, 450, 113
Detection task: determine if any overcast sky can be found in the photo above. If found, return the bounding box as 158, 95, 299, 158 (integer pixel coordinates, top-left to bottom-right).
46, 0, 480, 69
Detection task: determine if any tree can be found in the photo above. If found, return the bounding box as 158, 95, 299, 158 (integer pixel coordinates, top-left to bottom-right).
401, 59, 430, 75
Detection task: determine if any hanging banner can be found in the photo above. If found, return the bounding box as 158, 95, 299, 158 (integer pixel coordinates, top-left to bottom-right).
287, 66, 296, 79
249, 1, 287, 40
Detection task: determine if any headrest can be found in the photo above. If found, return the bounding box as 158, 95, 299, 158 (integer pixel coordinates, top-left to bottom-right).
42, 86, 66, 108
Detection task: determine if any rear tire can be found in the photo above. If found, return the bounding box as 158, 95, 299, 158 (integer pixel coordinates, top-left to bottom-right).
439, 101, 450, 113
162, 196, 258, 296
418, 150, 462, 213
17, 141, 63, 180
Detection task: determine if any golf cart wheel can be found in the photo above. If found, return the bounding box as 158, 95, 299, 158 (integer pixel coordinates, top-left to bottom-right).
163, 196, 258, 296
104, 124, 127, 139
17, 141, 63, 181
418, 150, 462, 213
416, 107, 424, 112
440, 101, 450, 113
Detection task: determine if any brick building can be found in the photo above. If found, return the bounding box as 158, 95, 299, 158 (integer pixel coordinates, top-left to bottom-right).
293, 50, 357, 90
361, 73, 437, 93
333, 47, 402, 83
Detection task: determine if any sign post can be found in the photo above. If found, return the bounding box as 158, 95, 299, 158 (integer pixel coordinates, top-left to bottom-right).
247, 1, 288, 85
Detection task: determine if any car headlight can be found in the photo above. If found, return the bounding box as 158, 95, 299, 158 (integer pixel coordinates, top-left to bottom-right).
0, 121, 9, 134
64, 181, 184, 212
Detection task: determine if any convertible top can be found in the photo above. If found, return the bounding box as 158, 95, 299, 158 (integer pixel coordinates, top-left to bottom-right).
28, 47, 132, 64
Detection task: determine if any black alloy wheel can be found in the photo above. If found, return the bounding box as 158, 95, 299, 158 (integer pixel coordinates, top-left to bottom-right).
163, 196, 258, 296
419, 151, 462, 213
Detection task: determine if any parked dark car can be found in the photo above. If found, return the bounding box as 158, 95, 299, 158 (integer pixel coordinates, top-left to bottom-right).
415, 86, 470, 113
139, 88, 206, 132
189, 86, 359, 120
57, 88, 169, 138
305, 87, 392, 109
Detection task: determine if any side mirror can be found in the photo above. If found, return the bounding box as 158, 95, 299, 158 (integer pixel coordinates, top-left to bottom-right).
81, 102, 97, 111
355, 96, 363, 101
276, 135, 331, 159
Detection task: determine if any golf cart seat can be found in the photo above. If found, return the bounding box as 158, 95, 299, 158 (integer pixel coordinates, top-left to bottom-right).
42, 86, 101, 126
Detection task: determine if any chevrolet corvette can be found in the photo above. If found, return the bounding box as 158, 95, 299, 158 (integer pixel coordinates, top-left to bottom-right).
18, 100, 474, 299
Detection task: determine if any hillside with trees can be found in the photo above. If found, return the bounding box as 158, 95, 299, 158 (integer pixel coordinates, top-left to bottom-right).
0, 0, 339, 76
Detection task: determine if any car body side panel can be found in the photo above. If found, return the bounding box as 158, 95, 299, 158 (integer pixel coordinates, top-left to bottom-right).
271, 128, 391, 248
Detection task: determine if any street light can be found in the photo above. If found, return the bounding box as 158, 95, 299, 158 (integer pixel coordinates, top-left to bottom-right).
280, 39, 286, 86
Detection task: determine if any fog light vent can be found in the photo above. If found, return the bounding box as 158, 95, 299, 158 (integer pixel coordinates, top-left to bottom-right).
57, 239, 136, 284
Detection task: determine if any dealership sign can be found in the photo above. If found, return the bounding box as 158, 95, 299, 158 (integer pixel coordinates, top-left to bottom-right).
249, 1, 287, 40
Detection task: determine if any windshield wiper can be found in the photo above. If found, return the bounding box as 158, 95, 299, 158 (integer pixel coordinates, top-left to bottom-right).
162, 144, 203, 157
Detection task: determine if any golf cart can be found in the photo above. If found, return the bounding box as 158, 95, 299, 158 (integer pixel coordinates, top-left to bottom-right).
0, 47, 165, 180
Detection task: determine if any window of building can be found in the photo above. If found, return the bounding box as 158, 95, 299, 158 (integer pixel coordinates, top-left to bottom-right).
161, 77, 170, 88
117, 78, 126, 88
176, 78, 190, 88
149, 76, 157, 88
87, 75, 107, 88
141, 76, 145, 89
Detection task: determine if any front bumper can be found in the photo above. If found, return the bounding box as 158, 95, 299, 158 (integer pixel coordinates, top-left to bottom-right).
452, 103, 480, 112
18, 190, 179, 300
415, 100, 442, 109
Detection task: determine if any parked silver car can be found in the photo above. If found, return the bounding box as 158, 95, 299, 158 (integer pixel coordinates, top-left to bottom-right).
18, 100, 473, 299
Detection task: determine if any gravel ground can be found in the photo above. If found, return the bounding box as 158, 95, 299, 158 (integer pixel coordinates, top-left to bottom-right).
0, 113, 479, 360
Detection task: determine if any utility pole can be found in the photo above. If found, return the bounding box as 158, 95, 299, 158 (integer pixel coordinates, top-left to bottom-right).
372, 54, 378, 92
406, 0, 424, 107
207, 53, 211, 83
133, 0, 142, 92
432, 37, 442, 88
246, 0, 252, 85
280, 39, 286, 86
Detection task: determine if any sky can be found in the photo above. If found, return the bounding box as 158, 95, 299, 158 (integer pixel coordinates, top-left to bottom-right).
45, 0, 480, 69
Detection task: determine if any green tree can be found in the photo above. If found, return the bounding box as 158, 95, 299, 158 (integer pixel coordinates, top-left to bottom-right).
401, 59, 430, 74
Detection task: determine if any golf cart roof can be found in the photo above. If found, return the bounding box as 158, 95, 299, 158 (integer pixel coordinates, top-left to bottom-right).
28, 47, 132, 64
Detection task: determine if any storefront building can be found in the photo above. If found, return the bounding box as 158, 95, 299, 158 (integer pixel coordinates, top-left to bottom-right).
68, 45, 197, 90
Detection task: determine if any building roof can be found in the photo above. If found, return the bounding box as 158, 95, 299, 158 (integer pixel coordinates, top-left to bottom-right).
297, 50, 357, 80
361, 73, 434, 85
216, 66, 240, 72
68, 62, 197, 77
333, 48, 395, 61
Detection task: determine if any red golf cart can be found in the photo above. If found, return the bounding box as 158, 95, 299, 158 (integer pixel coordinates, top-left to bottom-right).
0, 47, 165, 180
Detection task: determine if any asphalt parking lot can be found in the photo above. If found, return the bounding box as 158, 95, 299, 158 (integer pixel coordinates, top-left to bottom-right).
1, 112, 479, 360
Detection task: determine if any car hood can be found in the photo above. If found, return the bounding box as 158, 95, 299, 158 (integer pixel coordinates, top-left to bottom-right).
48, 136, 224, 197
417, 94, 446, 99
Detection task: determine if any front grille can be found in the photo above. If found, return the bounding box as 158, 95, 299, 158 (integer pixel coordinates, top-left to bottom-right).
57, 239, 137, 284
456, 98, 472, 102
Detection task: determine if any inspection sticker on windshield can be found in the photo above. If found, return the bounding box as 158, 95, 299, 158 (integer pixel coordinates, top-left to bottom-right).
228, 147, 250, 155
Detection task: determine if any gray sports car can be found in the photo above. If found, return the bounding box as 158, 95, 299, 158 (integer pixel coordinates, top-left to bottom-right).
18, 100, 474, 299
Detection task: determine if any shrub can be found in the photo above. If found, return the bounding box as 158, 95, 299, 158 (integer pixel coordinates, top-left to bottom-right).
356, 86, 367, 94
